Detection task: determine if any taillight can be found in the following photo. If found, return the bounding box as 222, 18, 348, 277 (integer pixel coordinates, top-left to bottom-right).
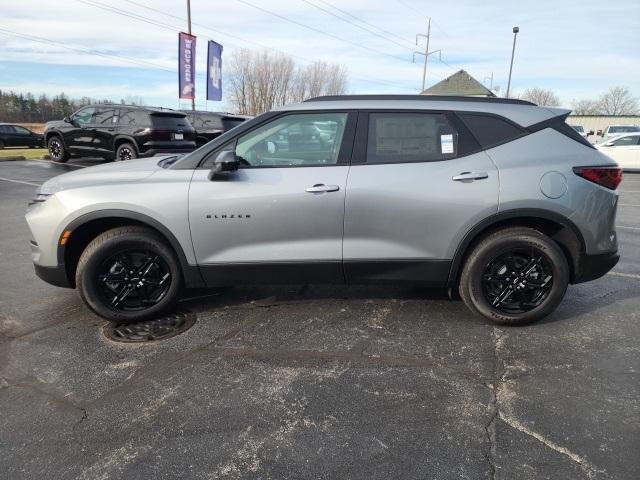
573, 167, 622, 190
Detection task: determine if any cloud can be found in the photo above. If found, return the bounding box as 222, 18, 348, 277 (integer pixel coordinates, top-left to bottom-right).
0, 0, 638, 107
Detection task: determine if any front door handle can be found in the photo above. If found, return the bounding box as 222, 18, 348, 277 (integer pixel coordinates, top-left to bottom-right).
452, 171, 489, 181
306, 184, 340, 193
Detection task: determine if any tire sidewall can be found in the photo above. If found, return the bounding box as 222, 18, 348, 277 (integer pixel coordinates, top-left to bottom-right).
77, 232, 182, 322
463, 230, 569, 325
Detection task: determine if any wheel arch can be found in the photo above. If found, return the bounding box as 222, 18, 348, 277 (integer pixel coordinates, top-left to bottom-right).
44, 130, 65, 146
59, 210, 204, 288
113, 135, 139, 154
448, 209, 585, 286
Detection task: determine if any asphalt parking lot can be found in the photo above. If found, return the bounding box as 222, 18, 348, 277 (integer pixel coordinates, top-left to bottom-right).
0, 159, 638, 479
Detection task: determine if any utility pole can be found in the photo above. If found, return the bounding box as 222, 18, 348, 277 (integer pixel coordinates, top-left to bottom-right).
186, 0, 195, 111
506, 26, 519, 99
484, 73, 494, 90
420, 18, 431, 92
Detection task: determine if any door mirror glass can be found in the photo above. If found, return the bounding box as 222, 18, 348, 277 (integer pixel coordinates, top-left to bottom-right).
208, 150, 239, 180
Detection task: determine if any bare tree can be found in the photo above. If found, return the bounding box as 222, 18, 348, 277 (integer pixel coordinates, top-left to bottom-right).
521, 87, 560, 106
570, 99, 601, 115
597, 86, 639, 115
227, 50, 348, 115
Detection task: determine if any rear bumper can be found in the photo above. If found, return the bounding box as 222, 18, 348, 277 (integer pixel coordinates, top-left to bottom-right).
34, 264, 72, 288
139, 141, 196, 157
573, 251, 619, 284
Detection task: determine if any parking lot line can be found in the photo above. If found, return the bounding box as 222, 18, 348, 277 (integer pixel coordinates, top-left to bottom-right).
608, 271, 640, 280
618, 225, 640, 231
29, 159, 87, 168
618, 204, 640, 207
0, 176, 41, 187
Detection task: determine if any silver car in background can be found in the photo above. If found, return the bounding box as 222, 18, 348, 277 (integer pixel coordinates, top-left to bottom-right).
26, 95, 622, 325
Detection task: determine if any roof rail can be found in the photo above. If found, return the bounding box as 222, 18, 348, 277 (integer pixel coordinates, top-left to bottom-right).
303, 94, 536, 106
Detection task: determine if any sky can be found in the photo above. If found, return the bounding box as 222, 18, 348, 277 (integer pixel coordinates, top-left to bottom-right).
0, 0, 638, 111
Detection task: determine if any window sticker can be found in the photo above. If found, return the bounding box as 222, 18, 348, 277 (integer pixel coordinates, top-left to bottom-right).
441, 134, 454, 154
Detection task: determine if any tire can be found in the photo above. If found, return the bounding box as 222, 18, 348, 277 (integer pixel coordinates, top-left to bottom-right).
48, 136, 69, 163
76, 226, 182, 322
115, 142, 137, 161
459, 227, 569, 326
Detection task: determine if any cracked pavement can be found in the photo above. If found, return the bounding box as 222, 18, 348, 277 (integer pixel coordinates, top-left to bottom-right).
1, 159, 639, 479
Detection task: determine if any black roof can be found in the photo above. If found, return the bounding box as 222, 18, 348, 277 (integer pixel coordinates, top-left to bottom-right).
179, 109, 249, 118
304, 94, 535, 106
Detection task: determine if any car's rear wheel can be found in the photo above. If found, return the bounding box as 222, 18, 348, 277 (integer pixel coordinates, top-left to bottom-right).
0, 140, 5, 149
76, 226, 182, 322
459, 227, 569, 325
115, 143, 137, 161
48, 136, 69, 163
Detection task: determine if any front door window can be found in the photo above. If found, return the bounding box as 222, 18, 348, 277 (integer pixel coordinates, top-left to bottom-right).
234, 112, 348, 167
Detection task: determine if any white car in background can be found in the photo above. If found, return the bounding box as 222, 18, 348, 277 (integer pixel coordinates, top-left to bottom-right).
596, 133, 640, 171
598, 125, 640, 140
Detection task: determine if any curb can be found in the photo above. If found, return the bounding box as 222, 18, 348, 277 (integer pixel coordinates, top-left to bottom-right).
0, 156, 27, 161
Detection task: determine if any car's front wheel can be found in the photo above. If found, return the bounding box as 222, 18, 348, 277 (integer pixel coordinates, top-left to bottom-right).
115, 143, 137, 161
76, 226, 182, 322
48, 136, 69, 163
459, 227, 569, 325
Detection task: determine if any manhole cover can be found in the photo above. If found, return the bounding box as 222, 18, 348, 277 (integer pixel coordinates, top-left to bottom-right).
104, 310, 197, 343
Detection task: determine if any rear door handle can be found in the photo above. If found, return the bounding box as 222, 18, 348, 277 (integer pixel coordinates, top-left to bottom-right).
452, 171, 489, 181
306, 184, 340, 193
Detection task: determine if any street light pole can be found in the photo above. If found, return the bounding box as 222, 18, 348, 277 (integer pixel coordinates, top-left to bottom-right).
186, 0, 195, 111
506, 26, 519, 99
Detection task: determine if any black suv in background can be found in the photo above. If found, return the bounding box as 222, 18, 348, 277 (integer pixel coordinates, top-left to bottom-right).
0, 123, 44, 149
44, 105, 196, 162
181, 110, 250, 147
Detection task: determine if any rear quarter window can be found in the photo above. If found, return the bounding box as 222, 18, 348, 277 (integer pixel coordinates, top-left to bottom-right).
457, 113, 525, 149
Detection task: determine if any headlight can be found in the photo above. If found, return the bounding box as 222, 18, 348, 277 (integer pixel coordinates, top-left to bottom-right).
28, 193, 52, 206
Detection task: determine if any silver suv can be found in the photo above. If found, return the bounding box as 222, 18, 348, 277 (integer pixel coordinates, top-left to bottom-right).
26, 95, 622, 325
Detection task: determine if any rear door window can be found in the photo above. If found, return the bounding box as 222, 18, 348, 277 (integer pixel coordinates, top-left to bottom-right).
92, 107, 117, 125
366, 113, 458, 163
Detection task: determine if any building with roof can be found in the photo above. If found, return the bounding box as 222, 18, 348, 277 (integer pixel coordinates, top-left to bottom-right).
421, 70, 496, 97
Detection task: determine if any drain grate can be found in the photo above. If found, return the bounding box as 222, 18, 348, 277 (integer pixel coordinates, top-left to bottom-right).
104, 310, 197, 343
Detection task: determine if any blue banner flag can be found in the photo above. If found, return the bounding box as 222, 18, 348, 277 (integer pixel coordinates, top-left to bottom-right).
178, 32, 196, 100
207, 40, 223, 101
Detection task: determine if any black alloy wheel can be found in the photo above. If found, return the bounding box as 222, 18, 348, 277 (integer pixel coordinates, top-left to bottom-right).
116, 143, 137, 161
97, 250, 172, 311
48, 137, 69, 162
459, 227, 569, 325
481, 247, 554, 314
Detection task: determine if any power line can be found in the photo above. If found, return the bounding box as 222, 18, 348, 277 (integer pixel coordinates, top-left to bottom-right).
109, 0, 413, 90
0, 27, 174, 73
316, 0, 413, 46
234, 0, 413, 64
299, 0, 414, 51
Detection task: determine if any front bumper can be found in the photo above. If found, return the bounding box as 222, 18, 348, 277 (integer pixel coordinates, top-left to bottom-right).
573, 251, 619, 284
34, 264, 72, 288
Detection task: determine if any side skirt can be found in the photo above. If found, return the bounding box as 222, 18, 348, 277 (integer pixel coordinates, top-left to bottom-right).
198, 259, 451, 287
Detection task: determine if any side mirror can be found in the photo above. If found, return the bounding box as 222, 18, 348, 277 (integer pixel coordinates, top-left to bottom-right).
63, 116, 71, 123
597, 130, 603, 136
587, 130, 594, 136
208, 150, 239, 180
